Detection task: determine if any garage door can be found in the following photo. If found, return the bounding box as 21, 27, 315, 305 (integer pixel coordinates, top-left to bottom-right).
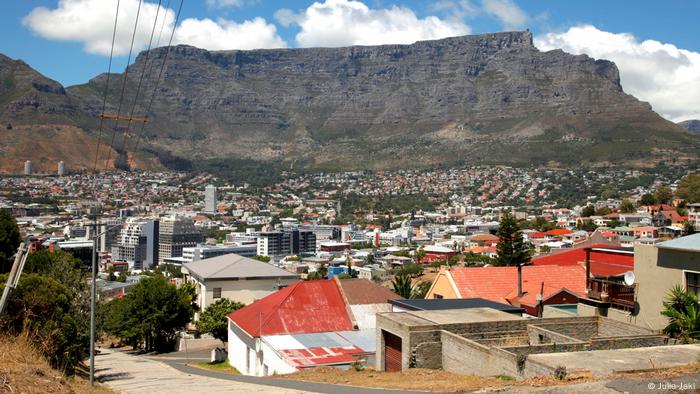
383, 330, 402, 372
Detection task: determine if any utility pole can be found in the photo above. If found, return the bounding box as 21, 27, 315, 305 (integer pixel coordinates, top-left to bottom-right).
89, 207, 99, 386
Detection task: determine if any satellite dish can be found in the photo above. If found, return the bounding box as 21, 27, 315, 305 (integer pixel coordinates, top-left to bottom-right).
624, 271, 636, 286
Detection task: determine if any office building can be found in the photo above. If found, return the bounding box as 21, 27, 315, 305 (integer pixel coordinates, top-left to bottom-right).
112, 218, 159, 270
57, 161, 65, 176
204, 185, 217, 213
158, 215, 202, 264
164, 244, 257, 264
297, 224, 340, 241
257, 229, 316, 259
24, 160, 32, 175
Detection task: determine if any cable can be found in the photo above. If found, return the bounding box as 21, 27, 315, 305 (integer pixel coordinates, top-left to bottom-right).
92, 0, 122, 173
103, 0, 144, 171
131, 0, 184, 155
115, 0, 163, 161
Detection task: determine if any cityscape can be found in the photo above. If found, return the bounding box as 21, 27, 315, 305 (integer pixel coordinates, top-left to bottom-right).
1, 0, 700, 393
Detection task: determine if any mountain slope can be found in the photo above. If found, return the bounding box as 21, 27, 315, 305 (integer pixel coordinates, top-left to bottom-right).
679, 120, 700, 135
2, 31, 700, 172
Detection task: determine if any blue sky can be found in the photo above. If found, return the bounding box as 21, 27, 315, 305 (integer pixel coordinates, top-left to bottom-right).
2, 0, 699, 120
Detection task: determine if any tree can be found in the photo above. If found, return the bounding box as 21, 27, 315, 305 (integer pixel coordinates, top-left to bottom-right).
252, 255, 271, 263
495, 210, 531, 267
102, 276, 195, 352
196, 298, 245, 345
640, 193, 656, 206
684, 221, 696, 235
539, 245, 551, 254
391, 273, 413, 299
676, 173, 700, 203
581, 205, 595, 218
0, 209, 20, 273
0, 273, 87, 374
400, 263, 424, 278
595, 207, 613, 216
619, 199, 635, 213
661, 285, 700, 343
414, 246, 426, 263
654, 185, 673, 205
412, 281, 432, 299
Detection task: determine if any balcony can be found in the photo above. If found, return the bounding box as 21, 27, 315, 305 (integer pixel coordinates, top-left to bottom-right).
582, 278, 636, 312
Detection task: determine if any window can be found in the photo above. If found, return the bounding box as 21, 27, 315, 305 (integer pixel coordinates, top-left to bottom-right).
213, 287, 222, 299
434, 294, 443, 299
686, 272, 700, 297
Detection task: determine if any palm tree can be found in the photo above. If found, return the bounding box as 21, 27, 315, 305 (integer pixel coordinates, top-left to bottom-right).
662, 285, 700, 342
392, 273, 413, 299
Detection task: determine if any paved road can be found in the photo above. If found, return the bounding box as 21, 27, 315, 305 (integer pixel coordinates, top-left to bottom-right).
152, 350, 431, 394
95, 347, 311, 393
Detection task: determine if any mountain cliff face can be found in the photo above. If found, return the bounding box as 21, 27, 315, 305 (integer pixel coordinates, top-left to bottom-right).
1, 31, 698, 173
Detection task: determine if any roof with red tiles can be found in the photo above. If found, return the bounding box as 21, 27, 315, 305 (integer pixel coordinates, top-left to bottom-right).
446, 265, 586, 305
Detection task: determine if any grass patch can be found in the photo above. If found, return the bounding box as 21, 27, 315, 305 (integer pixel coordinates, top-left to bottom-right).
188, 360, 240, 375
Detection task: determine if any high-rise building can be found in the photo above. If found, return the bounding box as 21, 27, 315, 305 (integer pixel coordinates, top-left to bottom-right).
96, 217, 123, 254
204, 185, 217, 213
24, 160, 32, 175
57, 161, 65, 176
256, 229, 316, 259
158, 215, 202, 264
112, 218, 159, 270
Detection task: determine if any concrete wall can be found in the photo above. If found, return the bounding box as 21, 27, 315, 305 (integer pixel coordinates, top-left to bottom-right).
441, 331, 555, 379
634, 244, 696, 330
527, 325, 584, 345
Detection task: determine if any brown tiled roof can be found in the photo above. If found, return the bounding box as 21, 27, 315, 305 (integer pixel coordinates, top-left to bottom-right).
334, 278, 402, 305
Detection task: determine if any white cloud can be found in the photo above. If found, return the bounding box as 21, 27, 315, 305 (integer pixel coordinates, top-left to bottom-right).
23, 0, 175, 56
481, 0, 528, 30
536, 25, 700, 122
174, 17, 286, 50
205, 0, 258, 9
276, 0, 471, 48
23, 0, 285, 56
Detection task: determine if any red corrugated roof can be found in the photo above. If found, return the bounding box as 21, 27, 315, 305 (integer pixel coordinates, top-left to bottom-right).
447, 265, 586, 304
279, 346, 364, 367
227, 280, 353, 337
531, 244, 633, 277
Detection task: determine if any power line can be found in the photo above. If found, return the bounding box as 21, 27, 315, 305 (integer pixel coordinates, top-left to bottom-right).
92, 0, 122, 173
115, 0, 164, 162
103, 0, 144, 171
131, 0, 184, 155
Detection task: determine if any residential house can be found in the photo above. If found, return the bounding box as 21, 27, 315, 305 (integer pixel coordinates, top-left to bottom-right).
226, 278, 400, 376
182, 253, 299, 316
631, 234, 700, 330
425, 265, 586, 317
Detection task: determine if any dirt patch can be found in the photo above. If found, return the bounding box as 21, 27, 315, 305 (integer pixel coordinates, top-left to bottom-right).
286, 367, 510, 392
0, 334, 111, 394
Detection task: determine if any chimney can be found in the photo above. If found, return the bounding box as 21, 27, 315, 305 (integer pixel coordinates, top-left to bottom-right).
517, 263, 523, 297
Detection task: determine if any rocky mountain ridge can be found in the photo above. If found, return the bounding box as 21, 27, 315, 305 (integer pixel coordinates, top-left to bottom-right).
1, 31, 698, 173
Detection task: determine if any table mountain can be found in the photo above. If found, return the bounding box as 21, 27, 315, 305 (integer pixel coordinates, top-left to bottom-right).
1, 31, 698, 173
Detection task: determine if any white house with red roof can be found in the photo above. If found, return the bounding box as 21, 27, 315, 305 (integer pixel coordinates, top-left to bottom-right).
226, 278, 400, 376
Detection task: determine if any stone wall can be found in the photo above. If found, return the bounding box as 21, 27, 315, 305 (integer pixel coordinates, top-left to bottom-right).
527, 325, 583, 345
531, 320, 599, 340
589, 335, 667, 350
598, 317, 654, 337
441, 331, 555, 379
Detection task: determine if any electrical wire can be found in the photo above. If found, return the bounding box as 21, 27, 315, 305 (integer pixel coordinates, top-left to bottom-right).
115, 0, 164, 160
92, 0, 122, 173
103, 0, 144, 171
131, 0, 184, 155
